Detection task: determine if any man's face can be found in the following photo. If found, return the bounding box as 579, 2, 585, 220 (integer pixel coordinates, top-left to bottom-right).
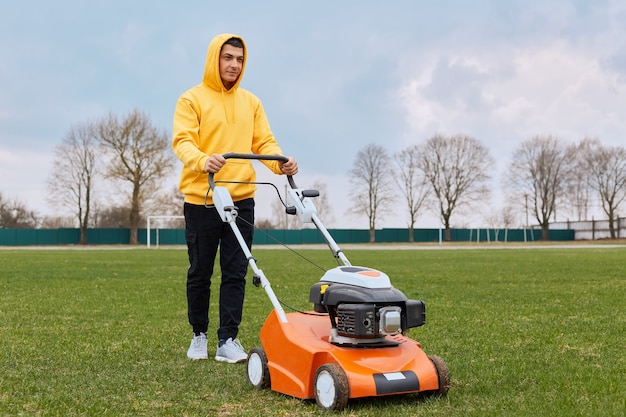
219, 44, 244, 89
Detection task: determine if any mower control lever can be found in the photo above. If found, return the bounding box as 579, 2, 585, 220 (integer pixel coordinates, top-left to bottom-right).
286, 189, 318, 216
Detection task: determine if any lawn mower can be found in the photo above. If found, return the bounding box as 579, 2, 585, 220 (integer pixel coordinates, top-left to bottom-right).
208, 153, 450, 411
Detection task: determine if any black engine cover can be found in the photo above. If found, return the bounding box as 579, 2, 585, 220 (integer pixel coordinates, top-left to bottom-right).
309, 282, 426, 333
309, 282, 408, 307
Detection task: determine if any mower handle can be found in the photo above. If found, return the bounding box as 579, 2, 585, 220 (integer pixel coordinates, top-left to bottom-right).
208, 152, 298, 191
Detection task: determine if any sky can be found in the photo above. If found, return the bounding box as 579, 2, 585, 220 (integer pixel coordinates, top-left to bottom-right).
1, 0, 625, 229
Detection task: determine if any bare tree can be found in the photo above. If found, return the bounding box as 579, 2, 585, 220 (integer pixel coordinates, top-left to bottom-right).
143, 185, 185, 228
393, 145, 431, 242
254, 218, 276, 229
267, 180, 332, 230
505, 135, 572, 241
271, 190, 293, 230
565, 138, 598, 221
418, 134, 493, 241
0, 193, 38, 228
46, 122, 98, 244
584, 143, 626, 238
501, 204, 517, 229
348, 144, 395, 242
40, 215, 75, 229
96, 206, 132, 228
309, 181, 335, 227
96, 109, 175, 244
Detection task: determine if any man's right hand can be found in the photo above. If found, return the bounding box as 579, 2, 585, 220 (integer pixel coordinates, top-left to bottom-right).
204, 154, 227, 173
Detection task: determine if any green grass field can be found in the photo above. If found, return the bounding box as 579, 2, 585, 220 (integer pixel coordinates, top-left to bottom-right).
0, 246, 624, 416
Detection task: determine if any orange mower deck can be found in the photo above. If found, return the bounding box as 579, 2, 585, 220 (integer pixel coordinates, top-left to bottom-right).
257, 309, 442, 401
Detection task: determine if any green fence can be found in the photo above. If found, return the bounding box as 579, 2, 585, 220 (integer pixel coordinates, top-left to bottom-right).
0, 227, 574, 246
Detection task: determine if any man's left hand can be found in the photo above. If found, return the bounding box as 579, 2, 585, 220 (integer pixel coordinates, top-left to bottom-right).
279, 157, 298, 175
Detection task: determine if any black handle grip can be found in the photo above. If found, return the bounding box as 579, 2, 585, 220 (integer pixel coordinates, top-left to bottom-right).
223, 152, 289, 163
208, 153, 297, 190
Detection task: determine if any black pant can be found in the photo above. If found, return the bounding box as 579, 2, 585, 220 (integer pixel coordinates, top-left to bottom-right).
184, 199, 254, 341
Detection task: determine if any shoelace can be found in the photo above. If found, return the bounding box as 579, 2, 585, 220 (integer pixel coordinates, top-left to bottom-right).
229, 339, 245, 352
193, 335, 207, 350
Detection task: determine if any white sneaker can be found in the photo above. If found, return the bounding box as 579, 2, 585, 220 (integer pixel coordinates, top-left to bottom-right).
187, 333, 208, 360
215, 338, 248, 363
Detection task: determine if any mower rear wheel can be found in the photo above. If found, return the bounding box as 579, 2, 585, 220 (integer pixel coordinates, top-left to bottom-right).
427, 355, 450, 397
314, 363, 349, 411
246, 347, 270, 389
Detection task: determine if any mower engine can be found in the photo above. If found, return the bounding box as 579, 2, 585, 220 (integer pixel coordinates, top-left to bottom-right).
309, 266, 426, 346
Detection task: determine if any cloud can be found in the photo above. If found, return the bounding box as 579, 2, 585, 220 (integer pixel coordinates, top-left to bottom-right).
0, 147, 54, 211
398, 36, 626, 156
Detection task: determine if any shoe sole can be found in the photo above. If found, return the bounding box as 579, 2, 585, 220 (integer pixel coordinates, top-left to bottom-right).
188, 355, 208, 360
215, 355, 247, 364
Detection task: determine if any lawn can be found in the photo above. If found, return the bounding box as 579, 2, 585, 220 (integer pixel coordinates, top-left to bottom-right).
0, 246, 624, 416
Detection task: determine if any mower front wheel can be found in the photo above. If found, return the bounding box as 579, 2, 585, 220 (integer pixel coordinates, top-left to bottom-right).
427, 355, 450, 397
314, 363, 349, 411
246, 347, 270, 389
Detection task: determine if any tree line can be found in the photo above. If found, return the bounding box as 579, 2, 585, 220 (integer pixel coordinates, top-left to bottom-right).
348, 135, 626, 242
1, 109, 177, 244
2, 109, 625, 244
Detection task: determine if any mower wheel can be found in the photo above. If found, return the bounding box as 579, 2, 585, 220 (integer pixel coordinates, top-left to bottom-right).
246, 347, 270, 389
314, 363, 349, 411
427, 355, 450, 397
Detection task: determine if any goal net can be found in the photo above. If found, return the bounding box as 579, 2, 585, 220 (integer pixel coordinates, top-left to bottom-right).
146, 215, 184, 248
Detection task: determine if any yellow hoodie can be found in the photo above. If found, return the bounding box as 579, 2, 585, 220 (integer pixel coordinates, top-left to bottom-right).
172, 33, 284, 205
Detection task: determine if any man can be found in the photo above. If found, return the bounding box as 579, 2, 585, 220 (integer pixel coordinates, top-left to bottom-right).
172, 33, 298, 363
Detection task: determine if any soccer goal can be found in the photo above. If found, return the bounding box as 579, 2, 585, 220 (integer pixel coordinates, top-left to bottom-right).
146, 215, 184, 248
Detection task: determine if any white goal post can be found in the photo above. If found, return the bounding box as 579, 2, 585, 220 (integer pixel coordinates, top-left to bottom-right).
146, 215, 184, 248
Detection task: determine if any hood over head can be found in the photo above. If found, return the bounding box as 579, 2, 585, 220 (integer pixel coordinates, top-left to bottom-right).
202, 33, 247, 92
